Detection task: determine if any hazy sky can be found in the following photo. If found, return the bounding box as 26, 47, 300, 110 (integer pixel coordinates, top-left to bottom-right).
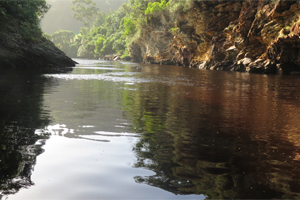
42, 0, 127, 34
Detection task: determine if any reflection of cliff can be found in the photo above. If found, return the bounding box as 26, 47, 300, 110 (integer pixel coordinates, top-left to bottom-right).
0, 70, 51, 197
131, 0, 300, 74
123, 65, 300, 199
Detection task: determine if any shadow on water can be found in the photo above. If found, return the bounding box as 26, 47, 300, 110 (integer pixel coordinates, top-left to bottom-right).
0, 67, 72, 198
121, 65, 300, 199
3, 60, 300, 199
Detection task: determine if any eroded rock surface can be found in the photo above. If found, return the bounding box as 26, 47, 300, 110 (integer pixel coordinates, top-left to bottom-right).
0, 24, 76, 70
130, 0, 300, 74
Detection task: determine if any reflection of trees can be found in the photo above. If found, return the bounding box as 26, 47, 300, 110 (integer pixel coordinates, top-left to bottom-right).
42, 64, 131, 140
0, 69, 51, 197
123, 65, 300, 199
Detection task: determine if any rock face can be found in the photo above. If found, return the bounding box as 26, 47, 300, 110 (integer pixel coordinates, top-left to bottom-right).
130, 0, 300, 75
0, 24, 76, 70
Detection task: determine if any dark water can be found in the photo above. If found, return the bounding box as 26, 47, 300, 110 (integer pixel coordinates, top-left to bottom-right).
1, 59, 300, 199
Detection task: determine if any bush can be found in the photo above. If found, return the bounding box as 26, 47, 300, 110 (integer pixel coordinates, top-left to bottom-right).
124, 18, 136, 36
145, 0, 169, 15
51, 30, 78, 57
0, 1, 50, 41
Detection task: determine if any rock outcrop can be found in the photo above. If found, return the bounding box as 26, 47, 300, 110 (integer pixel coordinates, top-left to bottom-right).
0, 23, 76, 71
130, 0, 300, 75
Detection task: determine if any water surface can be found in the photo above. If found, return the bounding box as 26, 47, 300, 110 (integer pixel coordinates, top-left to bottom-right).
1, 59, 300, 199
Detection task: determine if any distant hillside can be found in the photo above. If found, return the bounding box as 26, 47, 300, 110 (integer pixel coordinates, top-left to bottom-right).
42, 0, 127, 34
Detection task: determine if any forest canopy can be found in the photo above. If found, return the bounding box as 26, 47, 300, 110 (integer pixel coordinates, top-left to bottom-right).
48, 0, 191, 59
0, 0, 50, 41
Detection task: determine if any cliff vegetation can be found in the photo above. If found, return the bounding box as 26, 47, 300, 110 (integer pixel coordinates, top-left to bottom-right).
50, 0, 300, 74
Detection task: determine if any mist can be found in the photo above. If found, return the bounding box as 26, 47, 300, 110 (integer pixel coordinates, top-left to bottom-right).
42, 0, 127, 34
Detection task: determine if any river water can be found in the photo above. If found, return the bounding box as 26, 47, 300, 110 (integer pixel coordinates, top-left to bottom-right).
1, 59, 300, 199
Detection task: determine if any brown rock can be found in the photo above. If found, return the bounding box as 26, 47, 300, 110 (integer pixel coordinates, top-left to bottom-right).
129, 0, 300, 74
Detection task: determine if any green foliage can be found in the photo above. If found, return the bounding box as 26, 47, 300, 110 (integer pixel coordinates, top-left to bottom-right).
51, 30, 78, 57
52, 30, 75, 44
68, 0, 192, 59
95, 36, 105, 54
71, 0, 99, 27
0, 1, 50, 20
43, 32, 52, 41
169, 27, 179, 33
123, 18, 136, 36
77, 38, 95, 58
0, 0, 50, 41
145, 0, 169, 15
69, 4, 129, 58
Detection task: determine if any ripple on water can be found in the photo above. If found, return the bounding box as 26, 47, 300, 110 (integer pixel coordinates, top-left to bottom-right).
36, 124, 140, 144
73, 59, 107, 65
44, 71, 207, 88
77, 132, 139, 144
74, 67, 125, 70
43, 73, 151, 84
94, 131, 140, 137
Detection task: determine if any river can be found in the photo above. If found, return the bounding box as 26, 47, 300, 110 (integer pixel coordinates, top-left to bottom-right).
1, 59, 300, 199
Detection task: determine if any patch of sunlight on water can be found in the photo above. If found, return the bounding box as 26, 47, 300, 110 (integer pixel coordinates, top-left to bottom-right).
5, 60, 300, 199
8, 135, 202, 200
43, 72, 147, 83
74, 67, 125, 70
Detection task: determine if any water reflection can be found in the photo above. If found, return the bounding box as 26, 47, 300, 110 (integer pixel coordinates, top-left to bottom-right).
3, 60, 300, 199
41, 62, 138, 143
121, 65, 300, 199
0, 69, 51, 197
41, 124, 139, 143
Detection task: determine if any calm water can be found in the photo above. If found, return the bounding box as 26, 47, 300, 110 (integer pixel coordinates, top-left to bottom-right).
1, 59, 300, 199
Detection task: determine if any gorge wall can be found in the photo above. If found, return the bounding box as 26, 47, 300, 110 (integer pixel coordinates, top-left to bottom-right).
0, 19, 76, 70
130, 0, 300, 75
0, 34, 77, 71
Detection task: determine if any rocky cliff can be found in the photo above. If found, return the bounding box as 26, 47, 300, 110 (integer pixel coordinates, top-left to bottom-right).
130, 0, 300, 75
0, 22, 76, 71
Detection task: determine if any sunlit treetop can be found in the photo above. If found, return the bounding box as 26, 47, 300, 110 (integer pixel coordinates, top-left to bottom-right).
71, 0, 99, 27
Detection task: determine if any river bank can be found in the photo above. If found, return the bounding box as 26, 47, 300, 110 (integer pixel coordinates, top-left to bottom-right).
0, 20, 76, 70
0, 35, 76, 70
45, 0, 300, 75
129, 0, 300, 75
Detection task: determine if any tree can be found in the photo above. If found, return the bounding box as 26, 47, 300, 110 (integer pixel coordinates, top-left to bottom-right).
52, 30, 75, 44
0, 1, 50, 21
0, 0, 50, 41
71, 0, 99, 27
51, 30, 78, 57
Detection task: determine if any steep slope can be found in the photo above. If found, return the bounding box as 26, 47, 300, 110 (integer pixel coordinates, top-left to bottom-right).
0, 1, 76, 70
0, 29, 77, 70
130, 0, 300, 74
